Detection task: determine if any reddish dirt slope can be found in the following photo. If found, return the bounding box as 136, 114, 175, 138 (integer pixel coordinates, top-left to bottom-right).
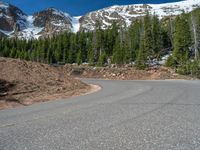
0, 57, 90, 109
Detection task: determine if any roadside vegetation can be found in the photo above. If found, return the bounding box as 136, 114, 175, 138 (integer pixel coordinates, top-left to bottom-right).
0, 8, 200, 78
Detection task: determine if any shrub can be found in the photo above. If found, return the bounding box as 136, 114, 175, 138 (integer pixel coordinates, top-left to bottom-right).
165, 56, 176, 68
176, 60, 200, 78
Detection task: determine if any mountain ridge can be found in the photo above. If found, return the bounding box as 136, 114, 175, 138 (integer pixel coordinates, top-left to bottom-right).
80, 0, 200, 30
0, 0, 200, 39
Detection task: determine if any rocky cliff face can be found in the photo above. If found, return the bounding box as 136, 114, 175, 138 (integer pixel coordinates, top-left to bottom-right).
0, 2, 74, 39
32, 8, 72, 38
17, 8, 75, 39
0, 0, 200, 39
0, 2, 27, 36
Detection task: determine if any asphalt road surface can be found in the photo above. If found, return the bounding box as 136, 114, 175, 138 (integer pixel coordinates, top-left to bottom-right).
1, 79, 200, 150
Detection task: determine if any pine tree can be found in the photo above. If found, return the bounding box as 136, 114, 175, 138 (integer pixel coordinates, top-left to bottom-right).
112, 35, 122, 64
3, 45, 10, 57
107, 22, 119, 56
87, 42, 94, 65
135, 13, 152, 69
68, 34, 76, 63
173, 14, 192, 65
152, 14, 163, 56
122, 39, 131, 64
76, 50, 82, 65
9, 47, 16, 58
47, 47, 53, 64
97, 51, 107, 66
24, 51, 29, 61
93, 20, 103, 61
128, 20, 141, 61
78, 31, 87, 62
62, 33, 70, 63
136, 35, 147, 69
143, 12, 153, 59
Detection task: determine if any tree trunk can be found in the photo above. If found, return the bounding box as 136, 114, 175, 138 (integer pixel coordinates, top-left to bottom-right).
191, 12, 199, 59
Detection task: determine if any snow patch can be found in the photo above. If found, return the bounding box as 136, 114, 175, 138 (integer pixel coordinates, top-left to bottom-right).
50, 8, 71, 20
18, 16, 43, 39
0, 13, 11, 19
0, 29, 14, 36
72, 16, 81, 33
0, 2, 9, 9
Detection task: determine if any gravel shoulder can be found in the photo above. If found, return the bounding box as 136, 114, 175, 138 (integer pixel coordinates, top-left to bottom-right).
66, 64, 194, 80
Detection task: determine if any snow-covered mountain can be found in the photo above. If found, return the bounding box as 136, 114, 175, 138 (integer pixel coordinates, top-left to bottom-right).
80, 0, 200, 31
0, 0, 200, 39
18, 8, 74, 39
0, 1, 27, 37
0, 2, 78, 39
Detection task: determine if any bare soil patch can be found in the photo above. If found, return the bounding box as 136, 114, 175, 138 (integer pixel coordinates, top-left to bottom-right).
0, 57, 93, 110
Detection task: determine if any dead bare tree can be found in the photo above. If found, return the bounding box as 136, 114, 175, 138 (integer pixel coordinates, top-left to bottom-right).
191, 11, 200, 60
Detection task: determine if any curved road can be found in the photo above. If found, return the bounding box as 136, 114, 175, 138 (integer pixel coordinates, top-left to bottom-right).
1, 79, 200, 150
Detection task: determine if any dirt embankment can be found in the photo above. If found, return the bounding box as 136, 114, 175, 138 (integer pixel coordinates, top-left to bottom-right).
0, 57, 93, 110
66, 65, 193, 80
0, 57, 193, 110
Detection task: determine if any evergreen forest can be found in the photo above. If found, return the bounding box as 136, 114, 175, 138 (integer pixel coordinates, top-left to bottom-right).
1, 8, 200, 77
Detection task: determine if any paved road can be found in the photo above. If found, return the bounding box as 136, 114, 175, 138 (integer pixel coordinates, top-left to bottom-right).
0, 79, 200, 150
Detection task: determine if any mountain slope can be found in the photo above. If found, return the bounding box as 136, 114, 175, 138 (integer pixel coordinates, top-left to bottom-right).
0, 1, 27, 37
0, 0, 200, 39
18, 8, 74, 39
80, 0, 200, 31
0, 2, 76, 39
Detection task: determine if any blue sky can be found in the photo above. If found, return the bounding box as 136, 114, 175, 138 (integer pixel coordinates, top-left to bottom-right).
3, 0, 182, 16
